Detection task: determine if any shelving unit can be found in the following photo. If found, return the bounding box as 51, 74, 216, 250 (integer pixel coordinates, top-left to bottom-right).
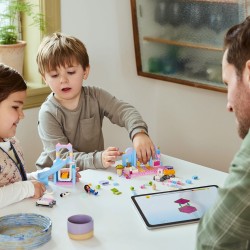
143, 37, 222, 51
131, 0, 249, 92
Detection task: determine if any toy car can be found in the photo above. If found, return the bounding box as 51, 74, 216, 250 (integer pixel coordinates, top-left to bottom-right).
153, 166, 176, 182
153, 174, 171, 182
36, 197, 56, 208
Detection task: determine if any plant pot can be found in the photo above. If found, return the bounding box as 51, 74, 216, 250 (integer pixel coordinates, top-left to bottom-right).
0, 41, 26, 75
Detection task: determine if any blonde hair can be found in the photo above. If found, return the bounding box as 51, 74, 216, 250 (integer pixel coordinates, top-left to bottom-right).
36, 32, 89, 76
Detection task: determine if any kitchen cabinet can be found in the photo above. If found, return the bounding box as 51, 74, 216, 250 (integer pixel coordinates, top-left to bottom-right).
131, 0, 249, 92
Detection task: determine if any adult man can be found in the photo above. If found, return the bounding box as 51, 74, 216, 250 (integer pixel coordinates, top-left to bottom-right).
196, 16, 250, 249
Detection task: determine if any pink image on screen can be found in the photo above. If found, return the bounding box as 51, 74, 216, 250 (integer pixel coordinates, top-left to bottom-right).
175, 198, 197, 214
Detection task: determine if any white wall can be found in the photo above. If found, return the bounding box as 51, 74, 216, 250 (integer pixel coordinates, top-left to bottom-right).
18, 0, 241, 173
17, 107, 43, 172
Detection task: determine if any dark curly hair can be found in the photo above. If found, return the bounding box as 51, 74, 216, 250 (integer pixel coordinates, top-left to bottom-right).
0, 64, 27, 102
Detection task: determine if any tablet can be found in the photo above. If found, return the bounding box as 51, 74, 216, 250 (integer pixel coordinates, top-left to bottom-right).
131, 185, 218, 229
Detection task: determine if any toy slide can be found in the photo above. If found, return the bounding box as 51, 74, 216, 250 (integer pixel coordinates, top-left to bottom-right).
38, 158, 70, 185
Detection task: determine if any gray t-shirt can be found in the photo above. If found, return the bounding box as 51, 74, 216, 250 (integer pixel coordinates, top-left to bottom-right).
36, 86, 148, 170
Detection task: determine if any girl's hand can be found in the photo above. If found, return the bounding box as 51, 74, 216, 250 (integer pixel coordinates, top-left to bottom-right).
31, 180, 46, 198
102, 147, 123, 168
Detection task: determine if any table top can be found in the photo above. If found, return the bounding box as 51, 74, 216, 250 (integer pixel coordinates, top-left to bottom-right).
0, 155, 228, 250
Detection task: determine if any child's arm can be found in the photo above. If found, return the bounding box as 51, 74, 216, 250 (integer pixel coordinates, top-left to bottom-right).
0, 180, 45, 209
31, 180, 46, 198
97, 87, 155, 163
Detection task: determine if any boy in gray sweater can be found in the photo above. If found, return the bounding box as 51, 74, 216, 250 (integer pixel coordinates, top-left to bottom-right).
36, 32, 155, 171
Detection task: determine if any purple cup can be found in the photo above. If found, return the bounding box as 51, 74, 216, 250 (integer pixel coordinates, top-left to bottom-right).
67, 214, 94, 240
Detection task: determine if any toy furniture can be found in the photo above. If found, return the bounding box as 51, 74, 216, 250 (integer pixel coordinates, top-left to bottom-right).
37, 143, 76, 186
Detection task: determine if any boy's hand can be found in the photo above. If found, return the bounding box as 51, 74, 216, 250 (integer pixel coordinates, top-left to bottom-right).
102, 147, 123, 168
132, 133, 155, 164
31, 180, 46, 198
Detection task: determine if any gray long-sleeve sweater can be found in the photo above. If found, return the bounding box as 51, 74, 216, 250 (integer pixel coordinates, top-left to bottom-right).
36, 86, 148, 170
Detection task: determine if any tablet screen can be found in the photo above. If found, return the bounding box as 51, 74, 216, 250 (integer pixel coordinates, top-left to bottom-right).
131, 185, 218, 229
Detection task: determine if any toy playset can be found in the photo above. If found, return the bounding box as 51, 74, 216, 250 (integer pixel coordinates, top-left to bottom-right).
120, 146, 162, 178
37, 143, 76, 186
117, 146, 178, 181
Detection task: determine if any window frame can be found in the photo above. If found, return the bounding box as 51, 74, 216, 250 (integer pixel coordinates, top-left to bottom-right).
22, 0, 61, 109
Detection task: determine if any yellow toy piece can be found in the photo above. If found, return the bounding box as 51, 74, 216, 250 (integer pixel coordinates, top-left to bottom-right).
61, 172, 69, 179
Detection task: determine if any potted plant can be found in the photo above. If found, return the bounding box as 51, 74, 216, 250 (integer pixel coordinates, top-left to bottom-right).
0, 0, 45, 75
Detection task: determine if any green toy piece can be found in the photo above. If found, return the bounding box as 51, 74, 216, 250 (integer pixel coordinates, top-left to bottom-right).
111, 188, 122, 195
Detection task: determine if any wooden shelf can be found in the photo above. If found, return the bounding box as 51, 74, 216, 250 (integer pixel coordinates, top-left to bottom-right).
190, 0, 238, 3
143, 36, 223, 51
139, 71, 227, 93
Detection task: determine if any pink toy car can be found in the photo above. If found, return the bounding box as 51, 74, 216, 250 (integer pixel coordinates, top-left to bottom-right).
36, 197, 56, 208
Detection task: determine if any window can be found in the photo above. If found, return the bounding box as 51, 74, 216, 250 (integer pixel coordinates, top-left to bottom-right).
0, 0, 60, 109
23, 0, 61, 109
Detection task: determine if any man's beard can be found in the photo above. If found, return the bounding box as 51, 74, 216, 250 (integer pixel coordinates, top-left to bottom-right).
237, 117, 250, 139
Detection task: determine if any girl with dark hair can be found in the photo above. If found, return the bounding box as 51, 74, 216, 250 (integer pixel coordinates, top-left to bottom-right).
0, 64, 46, 208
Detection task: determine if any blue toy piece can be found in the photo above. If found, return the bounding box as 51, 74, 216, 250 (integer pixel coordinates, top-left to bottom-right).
192, 175, 199, 180
122, 147, 137, 167
122, 146, 159, 167
185, 179, 192, 184
37, 143, 76, 186
37, 158, 71, 185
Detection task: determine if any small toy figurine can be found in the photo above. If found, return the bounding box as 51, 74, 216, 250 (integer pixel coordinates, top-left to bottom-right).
84, 185, 98, 195
115, 164, 124, 176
